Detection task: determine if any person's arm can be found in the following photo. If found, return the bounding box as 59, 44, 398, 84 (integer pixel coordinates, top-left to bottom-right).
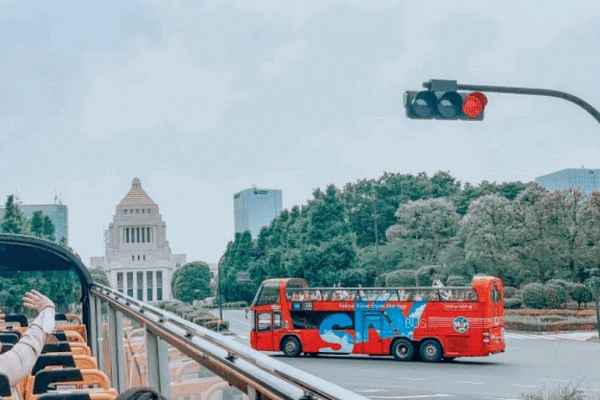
0, 290, 56, 386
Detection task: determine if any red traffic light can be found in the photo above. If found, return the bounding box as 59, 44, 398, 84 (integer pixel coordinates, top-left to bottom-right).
462, 92, 487, 119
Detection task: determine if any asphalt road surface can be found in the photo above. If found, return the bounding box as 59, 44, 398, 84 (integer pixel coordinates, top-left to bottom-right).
216, 309, 600, 400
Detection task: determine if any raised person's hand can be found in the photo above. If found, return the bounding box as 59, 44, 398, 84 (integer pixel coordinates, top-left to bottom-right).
22, 290, 55, 314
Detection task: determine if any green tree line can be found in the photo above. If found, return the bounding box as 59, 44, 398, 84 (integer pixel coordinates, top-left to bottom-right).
0, 195, 80, 312
219, 171, 600, 303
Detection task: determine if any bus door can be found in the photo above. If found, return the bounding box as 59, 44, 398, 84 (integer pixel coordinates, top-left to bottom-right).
360, 312, 385, 354
254, 311, 275, 350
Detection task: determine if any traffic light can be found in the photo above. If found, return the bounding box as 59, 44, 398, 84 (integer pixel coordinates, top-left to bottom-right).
405, 80, 487, 120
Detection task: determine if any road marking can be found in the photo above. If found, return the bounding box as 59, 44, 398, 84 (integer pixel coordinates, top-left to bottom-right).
359, 389, 387, 393
396, 377, 426, 381
512, 384, 538, 389
370, 395, 452, 399
455, 380, 484, 385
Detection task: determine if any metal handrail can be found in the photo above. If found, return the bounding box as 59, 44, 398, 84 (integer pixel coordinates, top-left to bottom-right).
91, 284, 367, 400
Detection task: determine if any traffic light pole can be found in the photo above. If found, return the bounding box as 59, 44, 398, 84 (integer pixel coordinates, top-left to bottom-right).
426, 82, 600, 125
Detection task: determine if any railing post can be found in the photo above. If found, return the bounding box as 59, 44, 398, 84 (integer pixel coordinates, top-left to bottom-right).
89, 295, 99, 358
108, 306, 127, 392
94, 298, 106, 372
146, 329, 171, 399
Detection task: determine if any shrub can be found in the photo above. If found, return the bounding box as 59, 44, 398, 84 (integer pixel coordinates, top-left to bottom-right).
416, 265, 442, 287
445, 275, 468, 286
385, 270, 417, 287
504, 298, 522, 309
522, 282, 546, 309
374, 273, 387, 287
546, 279, 574, 292
504, 286, 519, 299
544, 283, 568, 309
586, 276, 600, 301
570, 283, 592, 308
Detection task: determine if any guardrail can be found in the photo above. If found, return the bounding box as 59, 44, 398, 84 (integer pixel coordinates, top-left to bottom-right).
89, 284, 368, 400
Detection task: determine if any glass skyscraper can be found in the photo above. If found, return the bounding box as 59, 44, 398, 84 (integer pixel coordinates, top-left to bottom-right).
535, 168, 600, 194
0, 203, 68, 243
234, 188, 283, 238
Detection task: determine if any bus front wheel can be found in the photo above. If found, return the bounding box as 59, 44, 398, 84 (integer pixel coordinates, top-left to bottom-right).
419, 339, 443, 362
391, 338, 415, 361
281, 336, 302, 357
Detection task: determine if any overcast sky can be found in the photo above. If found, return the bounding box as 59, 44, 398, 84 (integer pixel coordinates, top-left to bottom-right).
1, 1, 599, 264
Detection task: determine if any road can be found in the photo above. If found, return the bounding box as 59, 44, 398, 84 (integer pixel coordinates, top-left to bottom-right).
216, 309, 600, 400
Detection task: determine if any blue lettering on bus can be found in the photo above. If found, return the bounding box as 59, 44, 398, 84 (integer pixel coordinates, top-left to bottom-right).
318, 297, 428, 352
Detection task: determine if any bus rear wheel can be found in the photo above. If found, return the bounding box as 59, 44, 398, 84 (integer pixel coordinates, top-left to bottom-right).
281, 336, 302, 357
391, 338, 415, 361
419, 339, 443, 362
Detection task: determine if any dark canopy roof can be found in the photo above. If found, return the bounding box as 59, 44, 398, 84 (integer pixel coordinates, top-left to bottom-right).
0, 234, 92, 289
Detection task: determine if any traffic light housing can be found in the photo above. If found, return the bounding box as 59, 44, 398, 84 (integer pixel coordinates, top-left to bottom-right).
405, 80, 487, 121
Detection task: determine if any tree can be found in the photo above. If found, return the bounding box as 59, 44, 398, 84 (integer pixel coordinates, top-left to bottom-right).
385, 269, 416, 287
30, 211, 44, 237
386, 198, 459, 267
460, 194, 520, 285
1, 195, 25, 234
89, 268, 110, 287
172, 262, 212, 303
570, 283, 592, 309
42, 215, 55, 241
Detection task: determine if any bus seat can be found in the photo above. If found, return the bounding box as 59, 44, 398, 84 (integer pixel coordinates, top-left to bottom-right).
0, 330, 21, 340
32, 369, 112, 396
0, 374, 11, 398
31, 355, 98, 376
42, 342, 72, 354
4, 315, 28, 328
0, 344, 13, 354
0, 333, 19, 345
37, 392, 117, 400
55, 325, 87, 344
51, 331, 84, 344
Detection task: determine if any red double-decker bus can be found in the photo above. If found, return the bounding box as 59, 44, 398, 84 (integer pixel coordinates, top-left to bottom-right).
250, 276, 505, 362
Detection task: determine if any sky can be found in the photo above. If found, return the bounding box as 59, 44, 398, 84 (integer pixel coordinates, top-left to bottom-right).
1, 1, 599, 264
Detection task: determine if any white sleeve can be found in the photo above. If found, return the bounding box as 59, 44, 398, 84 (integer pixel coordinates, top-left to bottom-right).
0, 307, 55, 386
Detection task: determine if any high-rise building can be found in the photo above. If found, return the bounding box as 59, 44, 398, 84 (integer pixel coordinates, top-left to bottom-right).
0, 203, 68, 243
90, 178, 186, 302
535, 168, 600, 194
234, 188, 282, 238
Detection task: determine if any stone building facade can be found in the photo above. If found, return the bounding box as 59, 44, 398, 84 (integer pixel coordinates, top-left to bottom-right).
90, 178, 186, 302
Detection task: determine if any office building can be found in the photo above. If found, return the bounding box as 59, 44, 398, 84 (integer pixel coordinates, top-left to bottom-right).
0, 203, 68, 243
535, 168, 600, 194
234, 188, 282, 237
90, 177, 186, 302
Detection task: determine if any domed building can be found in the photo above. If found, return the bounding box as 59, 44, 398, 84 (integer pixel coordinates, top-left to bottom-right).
90, 178, 186, 302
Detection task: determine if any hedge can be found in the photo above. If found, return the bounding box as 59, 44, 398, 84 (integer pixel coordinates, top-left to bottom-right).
385, 270, 417, 287
522, 282, 546, 309
543, 283, 568, 309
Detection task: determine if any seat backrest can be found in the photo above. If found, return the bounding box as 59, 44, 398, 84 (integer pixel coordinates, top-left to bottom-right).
32, 355, 77, 375
4, 314, 28, 328
33, 369, 111, 395
0, 343, 13, 354
0, 330, 22, 340
42, 342, 72, 354
0, 374, 10, 397
0, 332, 19, 344
37, 392, 116, 400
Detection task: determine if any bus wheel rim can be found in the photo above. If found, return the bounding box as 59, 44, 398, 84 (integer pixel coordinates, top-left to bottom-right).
398, 345, 408, 356
426, 345, 436, 357
286, 341, 296, 353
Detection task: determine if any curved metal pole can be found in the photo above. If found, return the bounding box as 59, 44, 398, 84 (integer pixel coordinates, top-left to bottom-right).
455, 83, 600, 125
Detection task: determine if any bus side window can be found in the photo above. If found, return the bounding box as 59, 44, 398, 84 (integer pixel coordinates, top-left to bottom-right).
257, 312, 272, 331
273, 312, 282, 329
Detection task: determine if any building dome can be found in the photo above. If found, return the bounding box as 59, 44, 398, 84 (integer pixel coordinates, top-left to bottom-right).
119, 177, 157, 207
